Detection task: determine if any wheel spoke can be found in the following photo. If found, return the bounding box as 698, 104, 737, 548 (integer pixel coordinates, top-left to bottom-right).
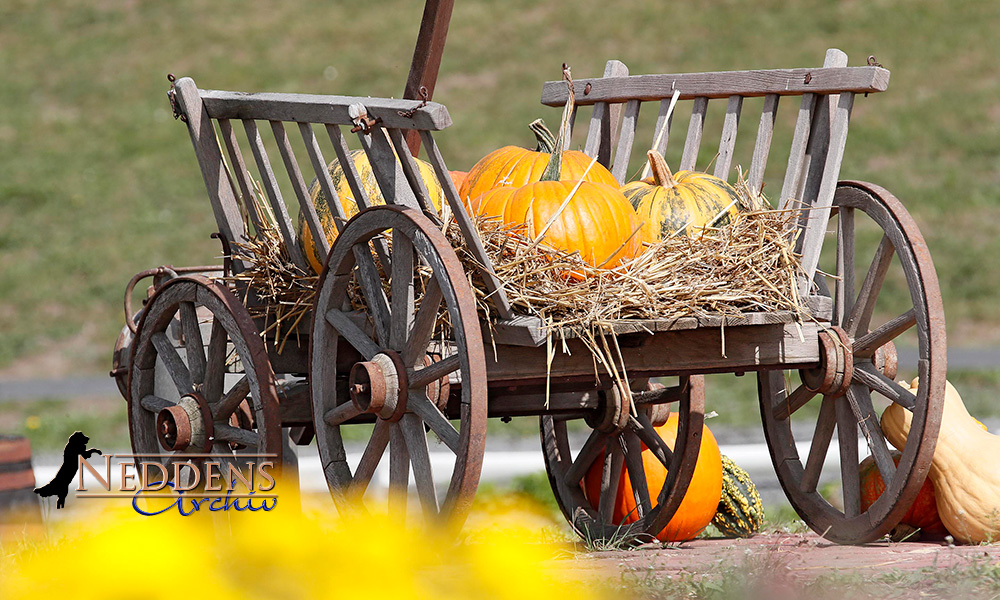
772, 383, 818, 421
214, 422, 260, 447
852, 363, 916, 410
631, 413, 673, 468
350, 421, 390, 497
139, 395, 174, 413
151, 331, 194, 395
801, 397, 837, 493
179, 302, 207, 384
853, 309, 916, 358
325, 308, 381, 360
563, 430, 609, 488
835, 207, 855, 326
203, 317, 228, 403
845, 235, 895, 336
402, 277, 443, 367
389, 230, 415, 351
408, 355, 459, 390
400, 413, 438, 516
598, 445, 624, 523
407, 392, 460, 453
353, 246, 392, 346
388, 424, 411, 518
323, 401, 363, 427
835, 399, 861, 517
622, 432, 651, 519
211, 375, 250, 420
846, 384, 897, 485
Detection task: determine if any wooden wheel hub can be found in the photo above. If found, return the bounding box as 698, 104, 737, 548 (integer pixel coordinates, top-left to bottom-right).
349, 352, 409, 422
800, 328, 854, 397
155, 392, 213, 452
585, 383, 631, 434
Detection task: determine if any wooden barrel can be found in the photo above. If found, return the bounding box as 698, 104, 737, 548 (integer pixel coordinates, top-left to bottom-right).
0, 435, 42, 523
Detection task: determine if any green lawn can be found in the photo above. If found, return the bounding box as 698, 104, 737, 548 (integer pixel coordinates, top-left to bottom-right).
3, 0, 1000, 373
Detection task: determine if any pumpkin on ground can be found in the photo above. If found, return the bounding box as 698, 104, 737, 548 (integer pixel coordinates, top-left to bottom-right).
297, 150, 444, 273
584, 414, 723, 542
459, 119, 619, 206
712, 455, 765, 538
858, 450, 947, 537
623, 150, 741, 244
881, 379, 997, 544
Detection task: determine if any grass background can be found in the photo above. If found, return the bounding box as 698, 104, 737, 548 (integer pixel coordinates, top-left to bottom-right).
2, 0, 1000, 374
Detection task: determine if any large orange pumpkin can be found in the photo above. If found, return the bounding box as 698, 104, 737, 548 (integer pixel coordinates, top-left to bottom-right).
459, 119, 619, 205
585, 415, 723, 542
859, 451, 948, 537
469, 186, 517, 220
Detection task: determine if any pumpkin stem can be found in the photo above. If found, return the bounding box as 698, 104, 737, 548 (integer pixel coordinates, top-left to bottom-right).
528, 119, 557, 153
647, 150, 678, 188
540, 64, 575, 182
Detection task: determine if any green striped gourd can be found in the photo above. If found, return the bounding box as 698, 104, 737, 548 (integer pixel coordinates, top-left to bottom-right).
622, 150, 741, 244
712, 455, 764, 538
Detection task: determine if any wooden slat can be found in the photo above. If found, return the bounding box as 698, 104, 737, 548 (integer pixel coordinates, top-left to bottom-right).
419, 130, 513, 319
584, 60, 629, 167
218, 118, 267, 233
797, 91, 855, 295
171, 78, 248, 262
402, 0, 456, 154
271, 120, 329, 261
325, 124, 374, 213
200, 89, 452, 130
400, 413, 438, 515
298, 122, 349, 233
610, 99, 641, 184
241, 119, 309, 270
836, 398, 861, 517
714, 95, 743, 180
778, 93, 817, 211
747, 94, 779, 194
800, 397, 837, 493
680, 97, 709, 171
541, 65, 890, 105
388, 424, 410, 517
387, 128, 438, 217
354, 124, 420, 210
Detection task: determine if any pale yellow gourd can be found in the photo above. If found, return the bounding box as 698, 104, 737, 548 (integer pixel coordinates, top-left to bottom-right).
881, 379, 1000, 544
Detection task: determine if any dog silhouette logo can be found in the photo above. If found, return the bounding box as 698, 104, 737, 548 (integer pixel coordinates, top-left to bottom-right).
34, 431, 102, 509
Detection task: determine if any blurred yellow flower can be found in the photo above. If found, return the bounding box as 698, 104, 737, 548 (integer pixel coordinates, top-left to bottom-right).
24, 416, 41, 430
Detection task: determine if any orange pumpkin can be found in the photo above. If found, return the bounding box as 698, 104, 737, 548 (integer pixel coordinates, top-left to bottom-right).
502, 180, 641, 269
859, 451, 948, 537
449, 170, 468, 192
469, 186, 516, 220
459, 119, 619, 204
585, 415, 723, 542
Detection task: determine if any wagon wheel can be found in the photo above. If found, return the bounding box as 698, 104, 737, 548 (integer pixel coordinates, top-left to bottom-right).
127, 275, 282, 489
311, 205, 486, 526
760, 181, 945, 544
541, 376, 705, 543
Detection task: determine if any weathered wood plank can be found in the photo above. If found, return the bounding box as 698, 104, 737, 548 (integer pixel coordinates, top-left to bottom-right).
241, 119, 309, 269
714, 95, 743, 180
541, 66, 889, 105
200, 89, 452, 130
778, 93, 816, 211
387, 128, 438, 217
748, 94, 779, 195
218, 118, 267, 233
355, 124, 420, 210
299, 121, 348, 234
611, 99, 641, 184
271, 120, 329, 261
584, 60, 629, 167
680, 97, 709, 171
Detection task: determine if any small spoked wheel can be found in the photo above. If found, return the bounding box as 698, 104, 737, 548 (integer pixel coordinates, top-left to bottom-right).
127, 276, 282, 485
541, 377, 705, 543
760, 181, 946, 544
311, 205, 486, 526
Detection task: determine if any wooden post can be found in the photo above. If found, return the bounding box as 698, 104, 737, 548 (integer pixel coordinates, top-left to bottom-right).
404, 0, 455, 155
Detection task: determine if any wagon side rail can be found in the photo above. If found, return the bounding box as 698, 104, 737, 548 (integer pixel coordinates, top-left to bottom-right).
169, 77, 514, 319
540, 48, 890, 300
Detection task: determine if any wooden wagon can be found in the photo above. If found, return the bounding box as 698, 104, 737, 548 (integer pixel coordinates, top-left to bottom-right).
110, 25, 945, 544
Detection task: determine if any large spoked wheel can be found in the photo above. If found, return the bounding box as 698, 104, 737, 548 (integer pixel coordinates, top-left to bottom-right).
541, 376, 705, 543
128, 276, 282, 482
311, 205, 486, 527
760, 181, 945, 544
